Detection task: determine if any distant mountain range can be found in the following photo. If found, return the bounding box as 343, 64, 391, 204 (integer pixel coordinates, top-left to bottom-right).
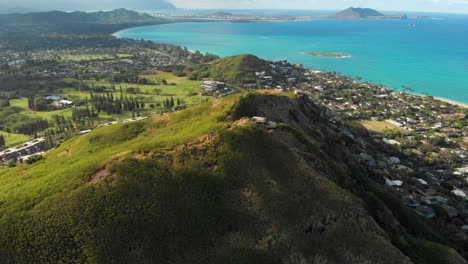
328, 7, 407, 19
0, 1, 176, 14
0, 6, 37, 14
0, 8, 163, 26
121, 0, 176, 11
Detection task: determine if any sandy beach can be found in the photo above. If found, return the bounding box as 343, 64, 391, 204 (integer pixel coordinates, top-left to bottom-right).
434, 97, 468, 109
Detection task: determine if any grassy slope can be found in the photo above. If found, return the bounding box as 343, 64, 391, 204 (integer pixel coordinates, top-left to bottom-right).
0, 93, 462, 263
0, 95, 234, 213
185, 54, 269, 84
357, 120, 409, 133
0, 130, 30, 147
60, 54, 133, 61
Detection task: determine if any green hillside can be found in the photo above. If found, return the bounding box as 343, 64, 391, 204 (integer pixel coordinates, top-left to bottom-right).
185, 54, 269, 84
0, 8, 163, 26
0, 92, 463, 263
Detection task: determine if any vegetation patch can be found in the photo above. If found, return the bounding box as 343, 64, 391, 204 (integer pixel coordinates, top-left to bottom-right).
308, 52, 351, 58
185, 54, 269, 84
357, 120, 409, 133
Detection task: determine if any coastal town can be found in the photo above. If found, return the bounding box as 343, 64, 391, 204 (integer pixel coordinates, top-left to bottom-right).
0, 35, 467, 258
193, 53, 468, 243
0, 45, 196, 79
241, 60, 468, 243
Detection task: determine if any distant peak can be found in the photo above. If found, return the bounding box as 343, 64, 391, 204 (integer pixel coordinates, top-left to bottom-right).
327, 7, 406, 20
332, 7, 384, 18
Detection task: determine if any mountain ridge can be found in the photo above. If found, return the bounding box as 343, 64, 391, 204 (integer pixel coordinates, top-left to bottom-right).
0, 1, 176, 14
0, 8, 163, 25
0, 91, 464, 263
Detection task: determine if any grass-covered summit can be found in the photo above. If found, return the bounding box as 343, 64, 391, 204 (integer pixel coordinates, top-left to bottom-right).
0, 92, 464, 263
185, 54, 270, 84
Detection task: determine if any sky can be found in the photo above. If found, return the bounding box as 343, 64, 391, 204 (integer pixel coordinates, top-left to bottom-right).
1, 0, 468, 14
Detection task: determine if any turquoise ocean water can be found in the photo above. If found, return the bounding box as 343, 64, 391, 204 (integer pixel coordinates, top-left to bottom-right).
116, 11, 468, 103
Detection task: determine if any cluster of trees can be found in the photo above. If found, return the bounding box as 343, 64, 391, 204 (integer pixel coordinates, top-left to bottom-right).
125, 87, 142, 94
0, 134, 5, 147
73, 82, 147, 95
42, 115, 76, 144
108, 68, 149, 84
14, 118, 49, 136
187, 50, 219, 64
25, 154, 44, 164
111, 74, 149, 84
0, 78, 74, 97
53, 115, 75, 131
162, 97, 181, 110
0, 99, 10, 107
71, 107, 99, 125
148, 77, 168, 85
89, 92, 145, 115
0, 59, 58, 76
72, 82, 106, 93
24, 58, 58, 67
0, 63, 10, 71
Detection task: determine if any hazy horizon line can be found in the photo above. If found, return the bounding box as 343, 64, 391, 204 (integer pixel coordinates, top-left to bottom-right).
2, 7, 468, 15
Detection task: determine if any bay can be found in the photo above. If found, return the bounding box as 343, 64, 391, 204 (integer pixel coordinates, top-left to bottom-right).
116, 12, 468, 103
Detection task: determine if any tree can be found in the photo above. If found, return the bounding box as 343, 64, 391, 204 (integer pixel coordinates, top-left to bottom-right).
149, 104, 155, 109
439, 149, 456, 163
27, 96, 35, 111
0, 135, 5, 147
419, 144, 433, 154
431, 136, 447, 147
0, 99, 10, 107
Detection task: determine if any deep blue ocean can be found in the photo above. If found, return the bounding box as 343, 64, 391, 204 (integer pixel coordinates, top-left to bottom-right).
116, 10, 468, 103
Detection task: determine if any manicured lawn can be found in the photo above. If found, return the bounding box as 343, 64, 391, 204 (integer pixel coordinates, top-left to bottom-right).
60, 54, 133, 61
9, 98, 28, 109
358, 120, 408, 133
0, 130, 31, 147
10, 98, 74, 120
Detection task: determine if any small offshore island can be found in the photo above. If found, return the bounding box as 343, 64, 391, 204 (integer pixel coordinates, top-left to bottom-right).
308, 52, 352, 58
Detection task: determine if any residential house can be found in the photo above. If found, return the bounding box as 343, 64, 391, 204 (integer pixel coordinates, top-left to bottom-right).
416, 206, 435, 218
441, 205, 458, 217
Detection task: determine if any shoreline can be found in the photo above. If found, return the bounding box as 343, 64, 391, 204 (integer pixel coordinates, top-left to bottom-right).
433, 97, 468, 109
112, 24, 468, 109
